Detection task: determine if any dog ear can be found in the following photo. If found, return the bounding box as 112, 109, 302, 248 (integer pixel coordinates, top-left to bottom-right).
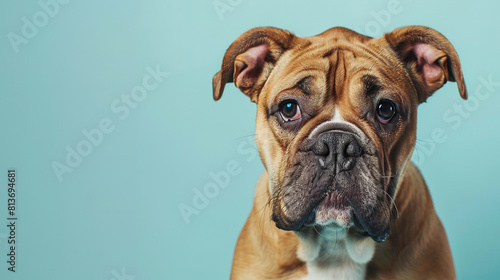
212, 27, 295, 102
385, 26, 467, 103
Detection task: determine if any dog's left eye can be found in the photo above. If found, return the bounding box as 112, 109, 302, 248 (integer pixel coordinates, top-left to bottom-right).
376, 99, 396, 123
279, 100, 302, 122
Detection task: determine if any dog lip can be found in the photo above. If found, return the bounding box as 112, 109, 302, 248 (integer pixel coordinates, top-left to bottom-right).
274, 191, 390, 241
322, 191, 348, 207
312, 191, 353, 227
370, 230, 390, 243
273, 210, 317, 231
275, 191, 353, 231
351, 205, 391, 243
359, 226, 390, 242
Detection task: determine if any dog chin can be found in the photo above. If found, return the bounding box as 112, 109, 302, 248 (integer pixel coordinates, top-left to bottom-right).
308, 191, 354, 228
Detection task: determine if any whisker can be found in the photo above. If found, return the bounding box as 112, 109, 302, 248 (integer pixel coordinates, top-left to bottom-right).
382, 188, 399, 219
313, 225, 327, 239
231, 134, 256, 141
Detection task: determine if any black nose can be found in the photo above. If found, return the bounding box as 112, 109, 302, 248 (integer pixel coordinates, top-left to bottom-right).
311, 132, 362, 172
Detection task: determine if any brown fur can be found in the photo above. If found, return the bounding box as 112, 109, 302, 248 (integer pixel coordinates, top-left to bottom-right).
214, 26, 465, 280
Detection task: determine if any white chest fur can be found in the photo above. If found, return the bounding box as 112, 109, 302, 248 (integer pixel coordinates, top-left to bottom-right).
297, 227, 376, 280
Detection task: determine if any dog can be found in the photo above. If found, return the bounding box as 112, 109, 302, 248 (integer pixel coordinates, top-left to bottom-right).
212, 25, 466, 280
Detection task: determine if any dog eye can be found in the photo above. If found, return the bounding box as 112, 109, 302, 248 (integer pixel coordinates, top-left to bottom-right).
279, 100, 302, 122
376, 99, 396, 123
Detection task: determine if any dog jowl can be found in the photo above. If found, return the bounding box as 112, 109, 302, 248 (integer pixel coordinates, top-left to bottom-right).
213, 26, 466, 279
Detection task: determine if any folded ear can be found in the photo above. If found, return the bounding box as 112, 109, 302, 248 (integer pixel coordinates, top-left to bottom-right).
384, 26, 467, 103
212, 27, 295, 102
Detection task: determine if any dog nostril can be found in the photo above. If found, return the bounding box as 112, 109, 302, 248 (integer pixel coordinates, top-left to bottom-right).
313, 141, 329, 156
345, 141, 361, 157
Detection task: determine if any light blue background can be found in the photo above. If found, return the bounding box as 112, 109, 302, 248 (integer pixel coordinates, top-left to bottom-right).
0, 0, 498, 279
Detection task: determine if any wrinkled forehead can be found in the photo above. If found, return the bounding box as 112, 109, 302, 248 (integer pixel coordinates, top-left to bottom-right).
262, 34, 414, 107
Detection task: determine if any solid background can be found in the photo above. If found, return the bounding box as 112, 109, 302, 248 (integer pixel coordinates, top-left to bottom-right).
0, 0, 499, 279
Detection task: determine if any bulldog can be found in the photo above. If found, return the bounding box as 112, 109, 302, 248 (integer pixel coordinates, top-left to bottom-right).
212, 25, 466, 280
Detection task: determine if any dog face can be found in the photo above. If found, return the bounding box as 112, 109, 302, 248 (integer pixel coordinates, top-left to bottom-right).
213, 26, 466, 242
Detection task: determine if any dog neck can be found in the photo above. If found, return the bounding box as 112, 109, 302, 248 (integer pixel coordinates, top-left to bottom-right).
295, 226, 376, 280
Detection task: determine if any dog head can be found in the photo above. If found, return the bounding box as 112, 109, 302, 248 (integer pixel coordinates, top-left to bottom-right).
213, 26, 466, 242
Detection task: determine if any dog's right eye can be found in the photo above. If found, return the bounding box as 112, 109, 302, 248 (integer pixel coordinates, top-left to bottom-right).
279, 100, 302, 122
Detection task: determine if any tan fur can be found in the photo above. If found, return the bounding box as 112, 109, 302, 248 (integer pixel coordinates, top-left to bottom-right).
214, 26, 464, 280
